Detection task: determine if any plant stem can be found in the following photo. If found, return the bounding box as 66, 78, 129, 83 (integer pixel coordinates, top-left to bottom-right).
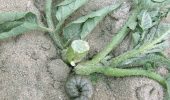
45, 0, 64, 49
45, 0, 54, 30
110, 43, 154, 67
88, 8, 141, 65
38, 25, 53, 32
75, 64, 166, 88
49, 32, 64, 49
55, 21, 64, 33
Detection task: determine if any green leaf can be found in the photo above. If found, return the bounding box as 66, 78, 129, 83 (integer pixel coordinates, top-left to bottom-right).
0, 12, 38, 40
140, 0, 154, 8
0, 12, 31, 24
55, 0, 88, 22
119, 53, 170, 68
132, 32, 141, 46
157, 23, 170, 38
149, 9, 159, 18
63, 3, 121, 40
140, 11, 153, 30
128, 20, 137, 30
145, 26, 157, 42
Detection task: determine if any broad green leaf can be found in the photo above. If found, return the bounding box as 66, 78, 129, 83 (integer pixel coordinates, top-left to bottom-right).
0, 12, 30, 24
63, 3, 121, 40
55, 0, 88, 22
0, 12, 38, 40
0, 21, 23, 33
140, 11, 153, 30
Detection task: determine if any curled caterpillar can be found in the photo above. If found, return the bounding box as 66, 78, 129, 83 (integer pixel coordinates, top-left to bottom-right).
65, 76, 93, 100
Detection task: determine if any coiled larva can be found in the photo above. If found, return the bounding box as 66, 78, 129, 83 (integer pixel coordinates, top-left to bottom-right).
65, 76, 93, 100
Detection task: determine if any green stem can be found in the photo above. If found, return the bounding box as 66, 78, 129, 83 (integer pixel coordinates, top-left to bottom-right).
55, 21, 64, 33
45, 0, 54, 29
88, 8, 141, 65
49, 32, 64, 49
45, 0, 63, 49
38, 25, 53, 32
75, 64, 166, 88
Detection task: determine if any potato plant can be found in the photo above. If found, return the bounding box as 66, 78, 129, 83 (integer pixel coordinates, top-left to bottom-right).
1, 0, 170, 99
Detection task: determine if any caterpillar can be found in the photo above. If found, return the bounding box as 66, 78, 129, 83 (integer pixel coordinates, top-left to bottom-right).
65, 76, 93, 100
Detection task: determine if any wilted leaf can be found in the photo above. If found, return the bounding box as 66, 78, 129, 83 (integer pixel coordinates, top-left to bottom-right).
55, 0, 88, 22
140, 11, 153, 30
63, 3, 121, 40
0, 12, 38, 40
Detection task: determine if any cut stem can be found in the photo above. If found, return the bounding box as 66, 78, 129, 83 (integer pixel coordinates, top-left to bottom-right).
75, 64, 166, 88
65, 40, 90, 66
88, 8, 141, 65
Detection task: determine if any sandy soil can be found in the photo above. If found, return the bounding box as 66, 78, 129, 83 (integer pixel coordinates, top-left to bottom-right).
0, 0, 169, 100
